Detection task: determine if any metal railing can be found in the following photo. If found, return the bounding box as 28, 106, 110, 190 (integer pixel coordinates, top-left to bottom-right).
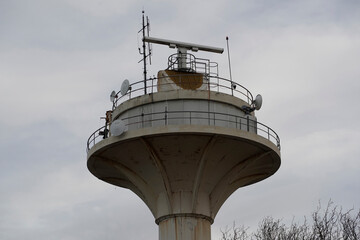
112, 74, 254, 109
87, 110, 281, 152
167, 53, 219, 77
87, 125, 108, 152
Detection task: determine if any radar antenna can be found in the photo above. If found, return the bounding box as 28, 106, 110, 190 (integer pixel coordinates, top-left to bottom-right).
138, 11, 152, 94
143, 36, 223, 72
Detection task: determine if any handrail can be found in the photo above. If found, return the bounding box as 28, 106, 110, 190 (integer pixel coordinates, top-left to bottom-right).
167, 53, 216, 76
112, 74, 254, 109
87, 110, 280, 152
86, 125, 107, 152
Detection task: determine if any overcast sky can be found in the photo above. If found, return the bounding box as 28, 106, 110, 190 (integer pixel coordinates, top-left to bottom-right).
1, 0, 360, 239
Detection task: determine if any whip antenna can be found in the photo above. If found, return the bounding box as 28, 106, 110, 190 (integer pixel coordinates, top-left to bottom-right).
226, 36, 234, 96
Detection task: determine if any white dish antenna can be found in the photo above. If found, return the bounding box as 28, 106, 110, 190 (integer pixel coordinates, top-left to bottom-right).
254, 94, 263, 110
241, 94, 263, 114
110, 90, 117, 102
110, 119, 126, 136
121, 79, 130, 96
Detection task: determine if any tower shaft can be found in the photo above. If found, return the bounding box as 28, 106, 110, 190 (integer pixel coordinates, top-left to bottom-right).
159, 216, 211, 240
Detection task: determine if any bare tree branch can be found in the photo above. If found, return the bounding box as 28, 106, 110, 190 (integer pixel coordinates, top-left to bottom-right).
219, 200, 359, 240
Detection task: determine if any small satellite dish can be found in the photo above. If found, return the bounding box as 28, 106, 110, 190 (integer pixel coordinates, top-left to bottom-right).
121, 79, 130, 96
254, 94, 263, 110
110, 119, 126, 136
110, 90, 117, 102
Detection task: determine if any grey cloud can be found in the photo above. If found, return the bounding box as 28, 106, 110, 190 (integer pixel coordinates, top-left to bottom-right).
0, 0, 136, 51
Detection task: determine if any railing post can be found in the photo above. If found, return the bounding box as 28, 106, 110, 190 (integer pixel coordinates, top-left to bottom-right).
208, 111, 211, 125
152, 77, 154, 94
247, 116, 250, 132
207, 76, 210, 93
268, 128, 270, 140
190, 112, 192, 125
142, 112, 144, 128
165, 107, 168, 125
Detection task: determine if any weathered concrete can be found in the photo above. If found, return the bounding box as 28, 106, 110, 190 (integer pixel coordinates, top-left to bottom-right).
112, 89, 253, 119
158, 215, 212, 240
87, 90, 281, 240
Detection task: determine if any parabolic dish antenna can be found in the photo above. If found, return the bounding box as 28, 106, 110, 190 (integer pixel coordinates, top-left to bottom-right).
254, 94, 263, 110
110, 119, 126, 136
110, 90, 117, 102
121, 79, 130, 96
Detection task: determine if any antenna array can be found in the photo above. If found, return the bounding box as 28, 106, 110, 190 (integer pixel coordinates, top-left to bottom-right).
138, 11, 152, 94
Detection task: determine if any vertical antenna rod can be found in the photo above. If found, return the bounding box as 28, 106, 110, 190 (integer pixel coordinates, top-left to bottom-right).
142, 11, 147, 94
226, 36, 234, 96
147, 16, 152, 65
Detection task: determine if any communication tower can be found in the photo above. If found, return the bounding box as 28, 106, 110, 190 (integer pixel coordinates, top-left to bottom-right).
87, 13, 281, 240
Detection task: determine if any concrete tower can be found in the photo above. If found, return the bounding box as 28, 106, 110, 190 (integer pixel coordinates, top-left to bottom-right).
87, 18, 281, 240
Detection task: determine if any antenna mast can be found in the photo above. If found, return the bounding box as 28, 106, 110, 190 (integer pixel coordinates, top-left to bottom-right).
138, 11, 151, 94
226, 36, 234, 96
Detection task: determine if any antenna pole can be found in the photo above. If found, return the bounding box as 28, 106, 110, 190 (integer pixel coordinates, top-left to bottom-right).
226, 36, 233, 96
147, 16, 152, 65
142, 11, 147, 94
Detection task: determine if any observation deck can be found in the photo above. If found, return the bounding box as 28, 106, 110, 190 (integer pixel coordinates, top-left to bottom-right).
87, 73, 280, 152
